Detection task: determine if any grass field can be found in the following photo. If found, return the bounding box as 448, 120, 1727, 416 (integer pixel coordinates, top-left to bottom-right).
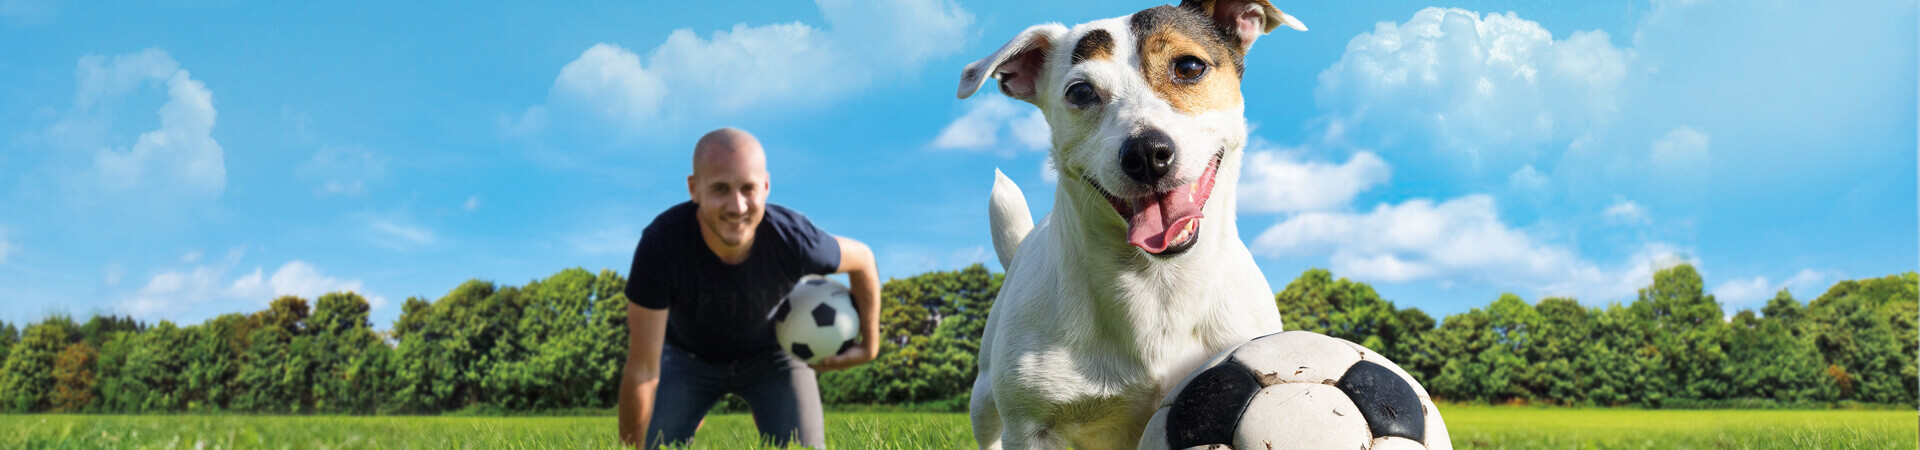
3, 407, 1914, 449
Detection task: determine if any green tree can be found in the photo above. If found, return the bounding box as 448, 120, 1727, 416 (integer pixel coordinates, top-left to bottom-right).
1527, 297, 1594, 405
1633, 264, 1729, 403
820, 264, 1001, 408
0, 321, 17, 372
96, 320, 191, 412
1579, 302, 1656, 407
590, 269, 632, 407
1725, 290, 1830, 403
309, 292, 383, 413
1427, 305, 1526, 403
1807, 272, 1918, 404
79, 315, 141, 350
183, 314, 248, 412
0, 316, 79, 412
484, 268, 627, 410
234, 296, 314, 412
50, 341, 97, 412
391, 295, 442, 412
394, 280, 523, 411
1274, 269, 1436, 381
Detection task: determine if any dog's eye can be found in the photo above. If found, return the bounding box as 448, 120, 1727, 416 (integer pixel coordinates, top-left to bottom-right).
1065, 82, 1100, 108
1172, 56, 1208, 83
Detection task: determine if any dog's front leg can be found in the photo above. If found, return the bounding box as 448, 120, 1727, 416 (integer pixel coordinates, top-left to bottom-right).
971, 376, 1004, 450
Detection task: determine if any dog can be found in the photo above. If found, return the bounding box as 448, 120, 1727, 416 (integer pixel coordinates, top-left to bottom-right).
957, 1, 1305, 448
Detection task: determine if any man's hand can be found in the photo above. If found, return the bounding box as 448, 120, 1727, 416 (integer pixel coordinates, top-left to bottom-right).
818, 236, 882, 373
809, 343, 875, 372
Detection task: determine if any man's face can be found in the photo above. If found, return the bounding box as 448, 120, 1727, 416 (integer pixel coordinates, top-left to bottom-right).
689, 148, 770, 250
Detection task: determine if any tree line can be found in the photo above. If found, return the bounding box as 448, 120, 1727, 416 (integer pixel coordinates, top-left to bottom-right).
0, 264, 1911, 414
1276, 265, 1917, 408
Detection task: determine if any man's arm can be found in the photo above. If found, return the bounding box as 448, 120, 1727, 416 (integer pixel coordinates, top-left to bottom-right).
811, 236, 880, 372
618, 303, 670, 448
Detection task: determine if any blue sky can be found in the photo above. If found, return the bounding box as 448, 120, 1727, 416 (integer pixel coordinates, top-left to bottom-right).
1, 0, 1913, 329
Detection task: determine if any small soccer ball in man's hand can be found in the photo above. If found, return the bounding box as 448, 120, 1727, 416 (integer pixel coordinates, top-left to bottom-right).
1140, 330, 1452, 450
773, 275, 859, 365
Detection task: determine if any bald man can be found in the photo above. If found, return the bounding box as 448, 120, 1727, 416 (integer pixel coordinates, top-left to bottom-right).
618, 128, 881, 449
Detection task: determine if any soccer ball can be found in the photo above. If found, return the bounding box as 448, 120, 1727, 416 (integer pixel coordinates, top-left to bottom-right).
773, 275, 859, 365
1140, 331, 1451, 450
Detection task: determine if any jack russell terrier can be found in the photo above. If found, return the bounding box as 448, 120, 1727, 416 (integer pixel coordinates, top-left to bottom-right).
957, 1, 1305, 448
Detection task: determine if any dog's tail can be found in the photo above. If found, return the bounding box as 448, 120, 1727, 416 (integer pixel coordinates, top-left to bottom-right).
989, 168, 1034, 269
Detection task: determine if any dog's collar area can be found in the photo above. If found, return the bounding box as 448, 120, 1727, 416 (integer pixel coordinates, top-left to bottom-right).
1082, 149, 1224, 256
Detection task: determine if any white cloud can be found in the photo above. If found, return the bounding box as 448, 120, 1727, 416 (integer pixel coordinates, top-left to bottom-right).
1712, 276, 1772, 308
53, 49, 226, 211
1781, 269, 1838, 295
297, 145, 386, 197
512, 0, 973, 140
1251, 194, 1689, 301
930, 94, 1050, 154
1237, 146, 1390, 215
368, 218, 436, 249
123, 252, 387, 319
1603, 198, 1647, 225
1713, 268, 1842, 310
179, 251, 202, 264
1713, 269, 1843, 310
229, 261, 388, 310
1649, 125, 1709, 172
1040, 158, 1058, 184
463, 196, 480, 212
1314, 8, 1629, 177
1507, 164, 1548, 190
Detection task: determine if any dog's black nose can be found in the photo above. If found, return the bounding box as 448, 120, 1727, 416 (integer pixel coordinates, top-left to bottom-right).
1120, 129, 1176, 185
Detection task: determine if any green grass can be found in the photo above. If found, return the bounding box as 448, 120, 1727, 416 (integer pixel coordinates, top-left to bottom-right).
1439, 406, 1917, 449
2, 407, 1912, 449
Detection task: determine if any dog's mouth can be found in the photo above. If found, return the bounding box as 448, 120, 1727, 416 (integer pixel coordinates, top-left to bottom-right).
1086, 150, 1223, 256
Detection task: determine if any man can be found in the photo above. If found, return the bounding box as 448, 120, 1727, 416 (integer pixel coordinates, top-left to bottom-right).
618, 128, 881, 449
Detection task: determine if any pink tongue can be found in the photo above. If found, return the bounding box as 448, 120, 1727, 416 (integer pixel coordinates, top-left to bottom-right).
1126, 184, 1206, 253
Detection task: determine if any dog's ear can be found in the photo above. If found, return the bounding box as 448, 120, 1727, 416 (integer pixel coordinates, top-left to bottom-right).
958, 23, 1068, 101
1181, 0, 1306, 50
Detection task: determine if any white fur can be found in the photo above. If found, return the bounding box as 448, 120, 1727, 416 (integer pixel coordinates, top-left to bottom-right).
963, 6, 1301, 449
990, 169, 1034, 269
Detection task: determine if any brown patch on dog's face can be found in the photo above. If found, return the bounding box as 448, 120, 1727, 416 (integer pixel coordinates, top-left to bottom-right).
1131, 6, 1244, 115
1071, 29, 1115, 65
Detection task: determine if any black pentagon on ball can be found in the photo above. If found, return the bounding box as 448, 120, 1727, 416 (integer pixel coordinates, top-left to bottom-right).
805, 278, 827, 286
811, 303, 838, 327
1166, 361, 1262, 449
837, 338, 856, 357
1335, 360, 1425, 442
790, 342, 814, 360
773, 299, 793, 322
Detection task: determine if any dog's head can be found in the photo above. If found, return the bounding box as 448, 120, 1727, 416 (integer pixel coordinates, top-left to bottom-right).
958, 0, 1304, 258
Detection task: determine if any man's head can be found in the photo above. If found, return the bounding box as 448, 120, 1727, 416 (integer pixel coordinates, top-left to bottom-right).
688, 127, 770, 256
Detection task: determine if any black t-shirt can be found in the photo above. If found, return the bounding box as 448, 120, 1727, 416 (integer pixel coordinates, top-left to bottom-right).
626, 201, 842, 362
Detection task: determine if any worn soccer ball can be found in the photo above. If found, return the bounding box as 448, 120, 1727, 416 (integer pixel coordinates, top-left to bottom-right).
773, 275, 859, 365
1140, 331, 1451, 450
